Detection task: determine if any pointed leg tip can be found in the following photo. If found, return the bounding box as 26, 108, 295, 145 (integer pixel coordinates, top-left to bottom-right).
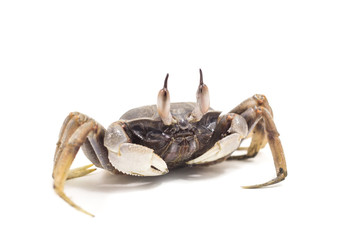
241, 184, 261, 189
67, 165, 97, 180
242, 174, 286, 189
81, 209, 95, 217
54, 186, 95, 217
73, 204, 95, 217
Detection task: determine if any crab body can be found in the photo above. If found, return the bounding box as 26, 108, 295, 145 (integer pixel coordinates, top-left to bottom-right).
53, 70, 287, 217
120, 103, 221, 168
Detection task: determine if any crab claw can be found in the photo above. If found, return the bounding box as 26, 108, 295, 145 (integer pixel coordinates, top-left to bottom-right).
108, 143, 169, 176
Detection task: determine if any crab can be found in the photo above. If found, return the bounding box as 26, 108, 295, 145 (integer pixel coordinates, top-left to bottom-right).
53, 69, 287, 216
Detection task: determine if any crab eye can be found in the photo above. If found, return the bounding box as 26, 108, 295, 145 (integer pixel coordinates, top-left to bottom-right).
191, 69, 210, 121
157, 74, 174, 125
196, 69, 210, 114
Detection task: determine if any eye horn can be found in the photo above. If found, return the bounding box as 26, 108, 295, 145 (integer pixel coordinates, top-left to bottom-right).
191, 69, 210, 120
157, 74, 174, 125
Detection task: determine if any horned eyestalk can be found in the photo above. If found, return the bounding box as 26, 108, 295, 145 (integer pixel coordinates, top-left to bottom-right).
192, 69, 210, 120
157, 74, 174, 125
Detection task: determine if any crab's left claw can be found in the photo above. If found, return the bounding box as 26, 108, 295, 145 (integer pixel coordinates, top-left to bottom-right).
106, 143, 169, 176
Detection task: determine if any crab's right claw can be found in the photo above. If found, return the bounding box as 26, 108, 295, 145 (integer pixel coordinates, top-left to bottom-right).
107, 143, 169, 176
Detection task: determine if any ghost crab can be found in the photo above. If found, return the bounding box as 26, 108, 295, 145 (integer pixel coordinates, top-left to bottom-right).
53, 69, 287, 216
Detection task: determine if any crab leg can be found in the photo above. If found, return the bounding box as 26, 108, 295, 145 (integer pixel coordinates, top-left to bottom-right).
54, 112, 81, 164
244, 106, 287, 188
67, 164, 96, 180
230, 94, 273, 116
230, 95, 287, 188
228, 107, 266, 160
53, 113, 98, 217
229, 94, 271, 159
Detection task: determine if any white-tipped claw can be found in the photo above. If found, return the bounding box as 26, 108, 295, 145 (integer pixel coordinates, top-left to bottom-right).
108, 143, 169, 176
187, 133, 242, 165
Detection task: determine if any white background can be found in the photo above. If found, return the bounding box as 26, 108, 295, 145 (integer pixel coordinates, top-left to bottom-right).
1, 0, 359, 239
